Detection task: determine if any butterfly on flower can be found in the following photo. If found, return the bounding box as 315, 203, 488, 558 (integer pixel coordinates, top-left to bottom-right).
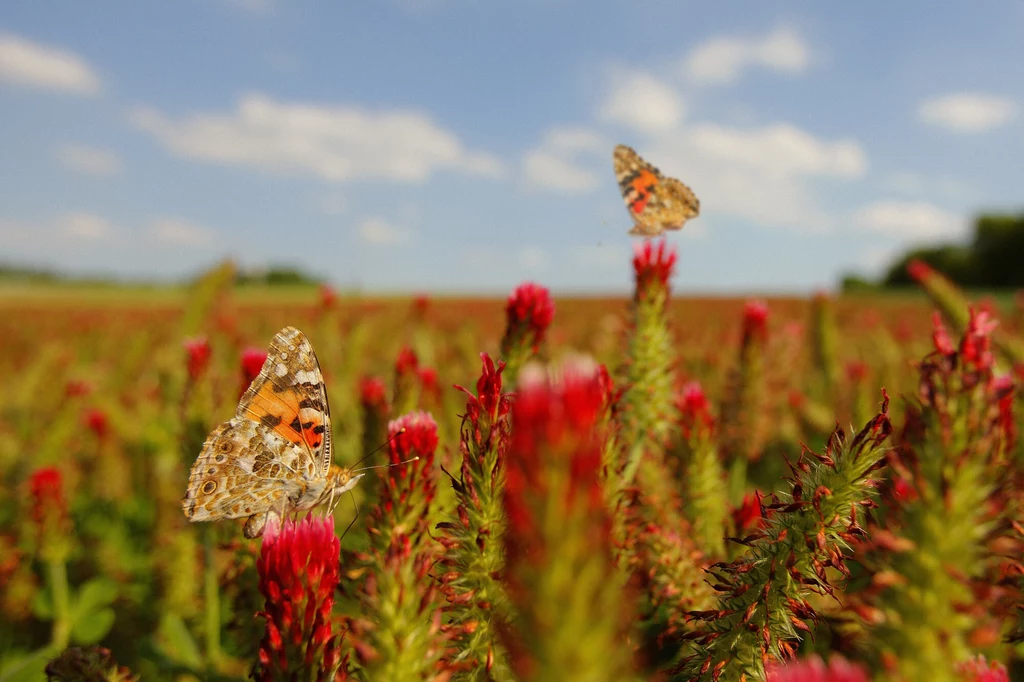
182, 326, 362, 538
612, 144, 700, 237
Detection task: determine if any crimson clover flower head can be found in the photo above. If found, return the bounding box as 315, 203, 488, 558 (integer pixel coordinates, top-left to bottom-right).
632, 238, 677, 298
183, 336, 212, 382
416, 366, 440, 402
455, 352, 509, 423
960, 307, 998, 372
503, 282, 555, 353
766, 655, 870, 682
741, 300, 770, 346
241, 347, 268, 396
411, 293, 430, 318
930, 311, 956, 356
388, 411, 439, 465
82, 408, 109, 440
846, 361, 869, 383
956, 655, 1009, 682
27, 466, 72, 561
732, 491, 768, 532
318, 284, 338, 310
678, 380, 714, 438
506, 359, 605, 523
395, 345, 419, 376
255, 514, 345, 681
906, 258, 937, 284
359, 376, 388, 410
28, 467, 68, 538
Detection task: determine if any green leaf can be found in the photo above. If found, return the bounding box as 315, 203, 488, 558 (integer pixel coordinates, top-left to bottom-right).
71, 606, 115, 644
71, 577, 118, 619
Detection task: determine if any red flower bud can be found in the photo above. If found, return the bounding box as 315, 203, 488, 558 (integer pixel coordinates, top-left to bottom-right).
183, 337, 212, 382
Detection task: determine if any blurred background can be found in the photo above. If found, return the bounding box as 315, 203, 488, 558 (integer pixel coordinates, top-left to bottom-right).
1, 1, 1021, 296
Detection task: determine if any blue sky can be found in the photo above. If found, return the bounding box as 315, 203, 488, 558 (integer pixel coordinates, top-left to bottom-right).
1, 1, 1022, 294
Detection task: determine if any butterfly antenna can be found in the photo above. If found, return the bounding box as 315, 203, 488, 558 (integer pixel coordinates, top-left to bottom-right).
348, 427, 407, 470
352, 456, 420, 474
340, 490, 359, 543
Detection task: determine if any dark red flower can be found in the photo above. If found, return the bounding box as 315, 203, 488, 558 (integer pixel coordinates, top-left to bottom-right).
240, 347, 268, 397
501, 282, 555, 355
993, 374, 1017, 451
255, 515, 347, 681
766, 655, 869, 682
741, 300, 770, 346
183, 337, 212, 382
956, 655, 1009, 682
416, 366, 439, 403
455, 353, 509, 424
27, 467, 71, 560
906, 259, 936, 284
395, 346, 418, 376
318, 284, 337, 310
411, 293, 430, 319
82, 408, 109, 440
388, 411, 439, 468
678, 381, 714, 439
931, 312, 956, 356
846, 361, 869, 383
732, 491, 767, 532
960, 308, 998, 372
891, 476, 918, 503
632, 238, 677, 301
64, 380, 92, 399
359, 376, 388, 411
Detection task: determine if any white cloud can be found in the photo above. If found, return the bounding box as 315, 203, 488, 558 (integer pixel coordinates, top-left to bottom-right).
599, 71, 685, 133
918, 93, 1017, 133
853, 201, 965, 240
56, 144, 122, 176
684, 26, 811, 84
690, 123, 865, 178
130, 93, 504, 183
56, 212, 114, 240
357, 217, 413, 245
0, 33, 101, 94
149, 216, 216, 246
522, 126, 609, 193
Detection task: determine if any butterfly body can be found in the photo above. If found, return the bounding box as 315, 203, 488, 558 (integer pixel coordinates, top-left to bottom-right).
613, 144, 700, 237
182, 326, 361, 538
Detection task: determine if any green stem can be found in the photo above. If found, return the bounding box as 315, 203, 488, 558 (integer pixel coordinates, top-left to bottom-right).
202, 528, 221, 670
47, 558, 71, 650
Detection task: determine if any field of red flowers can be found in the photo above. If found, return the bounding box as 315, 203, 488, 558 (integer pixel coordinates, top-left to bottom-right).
2, 244, 1023, 682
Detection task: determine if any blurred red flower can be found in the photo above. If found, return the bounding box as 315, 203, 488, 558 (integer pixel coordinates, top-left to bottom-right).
741, 300, 770, 346
240, 347, 268, 397
930, 312, 956, 356
255, 515, 347, 681
359, 376, 388, 410
766, 655, 869, 682
956, 655, 1009, 682
411, 293, 430, 319
183, 337, 212, 382
732, 491, 767, 532
82, 408, 109, 440
906, 258, 936, 284
678, 381, 714, 439
27, 466, 71, 560
318, 284, 338, 310
395, 346, 418, 375
502, 282, 555, 354
960, 308, 998, 372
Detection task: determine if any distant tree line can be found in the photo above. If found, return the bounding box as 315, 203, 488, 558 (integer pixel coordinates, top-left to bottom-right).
843, 212, 1024, 290
233, 266, 323, 287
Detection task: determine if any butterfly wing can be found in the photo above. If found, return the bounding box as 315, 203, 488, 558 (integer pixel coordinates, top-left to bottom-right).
613, 144, 700, 236
182, 417, 313, 522
236, 326, 333, 477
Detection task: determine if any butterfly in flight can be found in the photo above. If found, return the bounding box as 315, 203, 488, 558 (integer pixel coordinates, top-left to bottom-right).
613, 144, 700, 237
182, 326, 362, 538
